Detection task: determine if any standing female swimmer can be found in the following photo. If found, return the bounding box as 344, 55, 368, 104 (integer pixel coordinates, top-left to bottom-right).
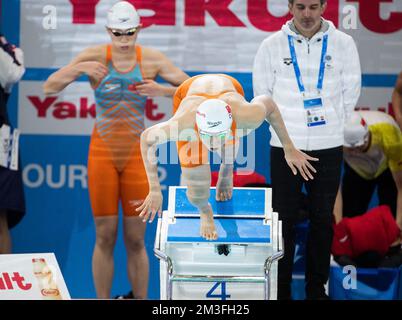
43, 1, 189, 299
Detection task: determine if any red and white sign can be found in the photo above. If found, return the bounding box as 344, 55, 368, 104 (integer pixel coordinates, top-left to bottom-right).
20, 0, 402, 73
0, 253, 70, 300
18, 82, 173, 135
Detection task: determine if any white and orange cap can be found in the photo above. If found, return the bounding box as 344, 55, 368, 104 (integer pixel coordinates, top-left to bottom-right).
195, 99, 233, 136
344, 112, 369, 148
106, 1, 140, 30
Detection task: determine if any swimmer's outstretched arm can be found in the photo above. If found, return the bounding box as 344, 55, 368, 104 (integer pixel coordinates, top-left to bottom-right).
225, 93, 319, 181
43, 46, 108, 95
136, 97, 200, 222
136, 120, 174, 222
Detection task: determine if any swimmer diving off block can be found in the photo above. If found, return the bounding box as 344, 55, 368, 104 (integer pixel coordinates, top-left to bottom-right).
136, 74, 318, 240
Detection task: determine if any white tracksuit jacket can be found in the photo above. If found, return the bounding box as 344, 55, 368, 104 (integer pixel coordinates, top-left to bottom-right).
253, 19, 361, 151
0, 46, 25, 93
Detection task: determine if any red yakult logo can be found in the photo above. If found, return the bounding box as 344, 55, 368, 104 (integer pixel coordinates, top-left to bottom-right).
68, 0, 336, 31
68, 0, 401, 34
146, 99, 165, 121
0, 272, 32, 291
28, 96, 96, 119
27, 96, 165, 121
346, 0, 402, 34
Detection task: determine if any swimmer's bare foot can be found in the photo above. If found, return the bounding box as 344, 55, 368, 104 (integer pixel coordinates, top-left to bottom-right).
216, 166, 233, 201
200, 206, 218, 240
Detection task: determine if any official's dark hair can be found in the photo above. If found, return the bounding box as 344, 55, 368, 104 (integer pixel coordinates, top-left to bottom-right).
289, 0, 327, 4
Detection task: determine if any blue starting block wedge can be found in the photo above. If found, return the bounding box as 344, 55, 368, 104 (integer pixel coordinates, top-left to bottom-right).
167, 217, 271, 243
154, 186, 283, 300
170, 187, 271, 218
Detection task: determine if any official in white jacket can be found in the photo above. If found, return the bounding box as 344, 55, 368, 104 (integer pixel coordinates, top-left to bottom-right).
0, 33, 26, 254
253, 0, 361, 300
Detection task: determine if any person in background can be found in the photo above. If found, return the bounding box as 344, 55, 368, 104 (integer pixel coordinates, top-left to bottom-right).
0, 32, 26, 254
253, 0, 361, 299
392, 71, 402, 130
43, 1, 188, 299
333, 110, 402, 237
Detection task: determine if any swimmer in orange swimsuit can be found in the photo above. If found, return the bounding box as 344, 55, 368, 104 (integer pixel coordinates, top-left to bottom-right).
138, 74, 318, 240
43, 1, 188, 299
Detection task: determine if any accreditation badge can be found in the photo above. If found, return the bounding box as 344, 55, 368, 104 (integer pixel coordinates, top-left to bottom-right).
0, 124, 20, 170
304, 97, 326, 127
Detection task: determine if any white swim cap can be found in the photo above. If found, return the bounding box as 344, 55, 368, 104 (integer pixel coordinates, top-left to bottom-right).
106, 1, 140, 30
344, 112, 369, 148
195, 99, 233, 136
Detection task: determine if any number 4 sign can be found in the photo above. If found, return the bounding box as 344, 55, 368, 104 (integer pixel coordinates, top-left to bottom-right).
206, 282, 231, 300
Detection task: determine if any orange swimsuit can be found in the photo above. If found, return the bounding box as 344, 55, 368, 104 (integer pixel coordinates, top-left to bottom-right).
173, 74, 245, 168
88, 45, 149, 217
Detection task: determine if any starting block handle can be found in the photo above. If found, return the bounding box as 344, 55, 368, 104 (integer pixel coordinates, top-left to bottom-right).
264, 237, 284, 300
154, 245, 284, 300
154, 247, 174, 299
172, 275, 266, 283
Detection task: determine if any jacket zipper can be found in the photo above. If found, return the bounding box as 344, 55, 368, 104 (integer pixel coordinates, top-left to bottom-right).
306, 38, 311, 151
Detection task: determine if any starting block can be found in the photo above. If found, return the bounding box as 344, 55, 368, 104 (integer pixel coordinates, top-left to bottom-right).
154, 186, 283, 300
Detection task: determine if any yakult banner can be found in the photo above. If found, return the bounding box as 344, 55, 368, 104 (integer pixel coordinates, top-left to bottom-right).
19, 0, 402, 72
19, 81, 174, 135
0, 253, 70, 300
1, 0, 401, 299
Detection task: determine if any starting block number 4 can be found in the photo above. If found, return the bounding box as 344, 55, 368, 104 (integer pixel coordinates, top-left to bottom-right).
206, 282, 231, 300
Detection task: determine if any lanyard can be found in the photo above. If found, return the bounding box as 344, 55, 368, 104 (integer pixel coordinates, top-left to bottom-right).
287, 34, 328, 94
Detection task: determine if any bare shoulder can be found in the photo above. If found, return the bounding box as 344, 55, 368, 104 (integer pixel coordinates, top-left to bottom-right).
232, 95, 269, 130
141, 46, 167, 61
157, 96, 201, 141
175, 95, 206, 117
70, 44, 107, 65
140, 46, 172, 75
219, 92, 252, 119
219, 91, 246, 106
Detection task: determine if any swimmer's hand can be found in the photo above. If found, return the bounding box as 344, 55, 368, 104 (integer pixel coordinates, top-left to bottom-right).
76, 61, 108, 83
135, 190, 163, 223
284, 147, 319, 181
135, 79, 170, 97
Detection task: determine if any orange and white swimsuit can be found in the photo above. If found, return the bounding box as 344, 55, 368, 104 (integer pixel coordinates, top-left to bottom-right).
173, 74, 245, 168
88, 45, 148, 217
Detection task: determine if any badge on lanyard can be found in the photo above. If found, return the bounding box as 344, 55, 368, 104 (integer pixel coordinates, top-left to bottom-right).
288, 34, 328, 127
304, 96, 326, 127
0, 124, 20, 171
